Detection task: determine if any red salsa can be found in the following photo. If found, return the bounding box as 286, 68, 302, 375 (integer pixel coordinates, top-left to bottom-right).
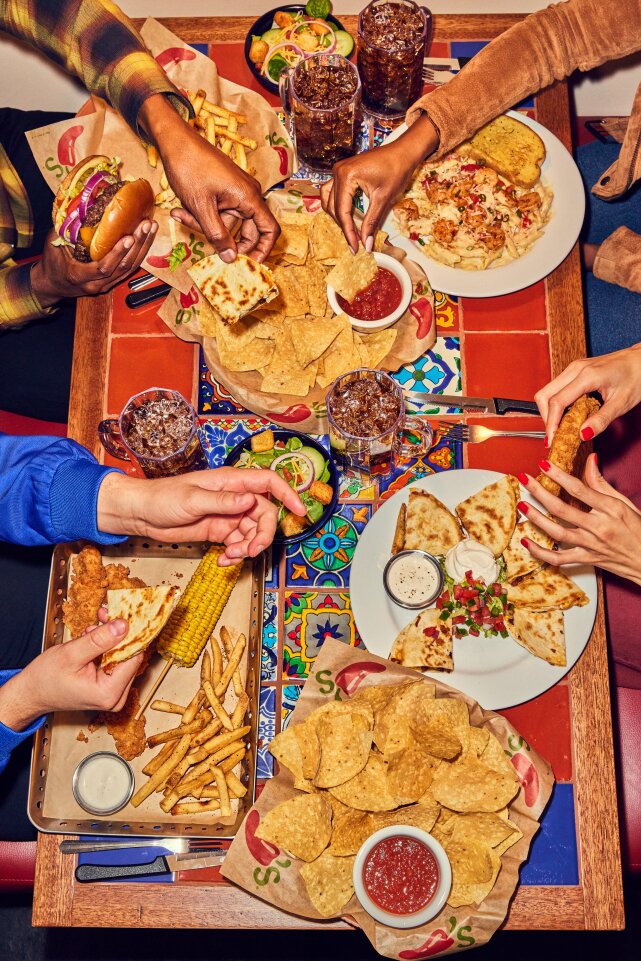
336, 267, 402, 321
363, 836, 439, 915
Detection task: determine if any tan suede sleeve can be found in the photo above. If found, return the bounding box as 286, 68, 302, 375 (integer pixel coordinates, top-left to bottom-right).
408, 0, 641, 157
593, 227, 641, 293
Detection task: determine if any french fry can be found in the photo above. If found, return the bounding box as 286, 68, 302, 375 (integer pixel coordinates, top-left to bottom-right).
227, 115, 238, 135
182, 689, 205, 724
190, 88, 206, 118
214, 634, 246, 699
147, 144, 158, 168
155, 187, 175, 205
188, 725, 250, 763
206, 114, 217, 146
231, 692, 249, 729
211, 636, 223, 686
203, 680, 233, 732
142, 739, 177, 776
200, 786, 220, 799
171, 800, 220, 816
159, 170, 169, 191
220, 128, 257, 151
220, 627, 244, 698
220, 138, 234, 157
211, 765, 231, 817
151, 700, 186, 715
202, 99, 246, 123
219, 748, 246, 773
200, 650, 212, 686
226, 770, 247, 799
131, 735, 191, 807
146, 711, 208, 748
235, 143, 248, 172
192, 716, 223, 747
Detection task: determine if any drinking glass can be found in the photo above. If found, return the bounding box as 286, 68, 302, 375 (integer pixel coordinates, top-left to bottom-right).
279, 53, 362, 172
357, 0, 431, 119
98, 388, 208, 479
326, 369, 433, 482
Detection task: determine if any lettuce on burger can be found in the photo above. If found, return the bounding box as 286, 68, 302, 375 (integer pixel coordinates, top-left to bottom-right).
52, 155, 154, 262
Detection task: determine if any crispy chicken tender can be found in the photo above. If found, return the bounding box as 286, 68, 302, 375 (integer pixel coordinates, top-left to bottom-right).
105, 563, 146, 590
62, 546, 107, 637
536, 395, 601, 496
96, 687, 147, 761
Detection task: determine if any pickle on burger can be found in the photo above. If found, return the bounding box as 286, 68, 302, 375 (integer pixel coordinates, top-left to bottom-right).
52, 155, 155, 262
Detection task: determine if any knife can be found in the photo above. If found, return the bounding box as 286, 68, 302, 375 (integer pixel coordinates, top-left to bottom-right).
403, 391, 539, 415
60, 839, 225, 855
125, 282, 171, 309
75, 850, 225, 882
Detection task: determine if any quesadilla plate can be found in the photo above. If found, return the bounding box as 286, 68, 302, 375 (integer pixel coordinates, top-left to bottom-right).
350, 469, 597, 709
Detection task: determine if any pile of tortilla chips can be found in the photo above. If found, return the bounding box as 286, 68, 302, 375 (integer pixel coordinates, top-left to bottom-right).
390, 474, 589, 671
257, 678, 523, 918
190, 210, 397, 398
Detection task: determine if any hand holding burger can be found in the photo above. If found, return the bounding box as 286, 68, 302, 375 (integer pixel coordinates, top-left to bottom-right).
30, 155, 157, 309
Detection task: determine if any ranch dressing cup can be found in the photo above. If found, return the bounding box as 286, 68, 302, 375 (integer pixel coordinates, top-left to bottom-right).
327, 368, 433, 483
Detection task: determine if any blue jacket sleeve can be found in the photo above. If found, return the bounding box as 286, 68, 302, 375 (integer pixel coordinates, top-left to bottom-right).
0, 433, 126, 546
0, 671, 45, 775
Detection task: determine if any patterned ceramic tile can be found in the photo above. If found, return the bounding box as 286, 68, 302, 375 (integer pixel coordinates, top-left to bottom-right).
262, 592, 279, 683
435, 290, 461, 332
281, 683, 304, 726
198, 351, 248, 415
200, 417, 270, 467
338, 469, 376, 501
285, 504, 371, 589
265, 545, 280, 590
378, 434, 462, 499
391, 336, 461, 412
257, 687, 276, 779
283, 591, 362, 679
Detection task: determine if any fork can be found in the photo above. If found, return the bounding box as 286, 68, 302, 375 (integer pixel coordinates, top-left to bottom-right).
437, 422, 546, 444
422, 66, 456, 85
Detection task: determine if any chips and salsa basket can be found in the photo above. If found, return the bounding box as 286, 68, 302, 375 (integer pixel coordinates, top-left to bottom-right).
222, 637, 554, 957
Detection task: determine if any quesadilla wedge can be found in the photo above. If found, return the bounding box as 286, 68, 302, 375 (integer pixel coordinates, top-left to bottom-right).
101, 585, 179, 671
404, 489, 463, 555
505, 519, 555, 582
188, 253, 278, 325
506, 564, 588, 611
507, 607, 566, 666
390, 608, 453, 671
455, 475, 520, 557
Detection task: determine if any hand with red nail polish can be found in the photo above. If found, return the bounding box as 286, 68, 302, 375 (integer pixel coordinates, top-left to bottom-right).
517, 501, 529, 515
534, 343, 641, 444
517, 472, 529, 486
518, 453, 641, 586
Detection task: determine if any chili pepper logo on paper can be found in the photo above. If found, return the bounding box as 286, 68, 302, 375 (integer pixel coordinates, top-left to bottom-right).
399, 916, 476, 957
245, 810, 292, 887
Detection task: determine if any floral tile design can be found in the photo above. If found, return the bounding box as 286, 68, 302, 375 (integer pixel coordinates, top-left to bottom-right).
285, 504, 371, 589
198, 350, 248, 415
200, 416, 270, 467
435, 291, 461, 332
265, 545, 279, 590
257, 686, 276, 779
281, 684, 304, 727
262, 592, 279, 683
378, 433, 462, 499
282, 591, 362, 679
391, 336, 461, 410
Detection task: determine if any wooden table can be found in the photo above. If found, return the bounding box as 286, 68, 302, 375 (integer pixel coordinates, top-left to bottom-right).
32, 14, 625, 935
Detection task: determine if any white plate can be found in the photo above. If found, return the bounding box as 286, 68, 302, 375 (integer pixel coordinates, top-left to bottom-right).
379, 111, 585, 298
350, 469, 597, 709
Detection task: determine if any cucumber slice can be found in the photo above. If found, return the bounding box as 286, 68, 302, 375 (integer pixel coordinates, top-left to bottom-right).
319, 463, 330, 483
333, 30, 354, 57
299, 445, 327, 479
287, 436, 303, 451
262, 27, 284, 45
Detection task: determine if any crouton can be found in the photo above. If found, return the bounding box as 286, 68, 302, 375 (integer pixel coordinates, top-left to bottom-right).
280, 512, 309, 537
251, 429, 275, 453
309, 480, 333, 506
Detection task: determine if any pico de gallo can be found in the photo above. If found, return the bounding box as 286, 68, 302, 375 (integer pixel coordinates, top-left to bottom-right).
248, 2, 354, 84
436, 568, 513, 639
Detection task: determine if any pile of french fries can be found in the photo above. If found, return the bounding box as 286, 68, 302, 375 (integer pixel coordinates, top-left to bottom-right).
149, 89, 258, 209
130, 626, 249, 818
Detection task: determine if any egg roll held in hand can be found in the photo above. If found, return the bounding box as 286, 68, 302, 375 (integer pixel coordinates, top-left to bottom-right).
536, 395, 601, 495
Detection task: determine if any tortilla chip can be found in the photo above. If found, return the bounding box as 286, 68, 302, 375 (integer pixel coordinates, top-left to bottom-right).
419, 697, 471, 754
537, 395, 601, 495
261, 328, 311, 397
504, 519, 554, 582
507, 607, 566, 666
355, 329, 397, 368
300, 851, 355, 917
373, 229, 389, 251
313, 713, 372, 788
386, 747, 434, 803
480, 732, 520, 782
306, 260, 329, 316
329, 754, 398, 812
390, 608, 453, 671
446, 812, 517, 849
507, 564, 588, 610
216, 316, 275, 372
101, 586, 178, 670
455, 475, 520, 557
290, 315, 341, 368
309, 210, 351, 263
255, 794, 332, 862
316, 317, 361, 388
272, 265, 310, 316
294, 720, 321, 781
267, 726, 314, 792
404, 488, 463, 555
273, 223, 309, 265
326, 248, 377, 303
448, 846, 502, 908
188, 254, 278, 324
328, 809, 372, 856
443, 833, 494, 885
430, 756, 520, 812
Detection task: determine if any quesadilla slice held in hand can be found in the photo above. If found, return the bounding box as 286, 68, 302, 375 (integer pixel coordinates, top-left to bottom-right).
188, 253, 278, 325
455, 474, 520, 558
507, 607, 566, 666
404, 489, 463, 556
504, 519, 555, 583
101, 585, 179, 671
506, 564, 588, 611
390, 608, 453, 671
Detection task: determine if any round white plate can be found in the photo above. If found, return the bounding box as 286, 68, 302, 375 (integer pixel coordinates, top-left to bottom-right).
350, 469, 597, 709
379, 111, 585, 298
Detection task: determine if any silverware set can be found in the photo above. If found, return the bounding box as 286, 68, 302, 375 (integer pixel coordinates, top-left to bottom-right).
437, 422, 546, 445
421, 59, 459, 84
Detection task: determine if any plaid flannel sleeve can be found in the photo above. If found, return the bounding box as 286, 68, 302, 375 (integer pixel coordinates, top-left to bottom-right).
0, 261, 55, 328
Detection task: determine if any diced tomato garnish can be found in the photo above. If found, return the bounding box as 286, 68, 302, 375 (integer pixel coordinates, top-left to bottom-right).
491, 583, 502, 595
409, 231, 420, 241
440, 589, 450, 604
461, 163, 480, 172
469, 627, 480, 637
423, 627, 439, 639
452, 615, 466, 625
465, 570, 475, 584
522, 215, 531, 228
435, 597, 443, 610
494, 620, 506, 633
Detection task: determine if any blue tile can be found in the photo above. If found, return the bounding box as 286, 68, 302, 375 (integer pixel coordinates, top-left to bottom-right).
257, 687, 276, 779
262, 592, 279, 682
520, 784, 579, 885
450, 41, 488, 60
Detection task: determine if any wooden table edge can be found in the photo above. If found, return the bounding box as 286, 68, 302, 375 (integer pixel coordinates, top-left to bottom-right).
34, 14, 624, 933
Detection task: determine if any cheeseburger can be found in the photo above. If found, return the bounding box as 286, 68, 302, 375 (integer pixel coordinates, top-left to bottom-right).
52, 155, 154, 262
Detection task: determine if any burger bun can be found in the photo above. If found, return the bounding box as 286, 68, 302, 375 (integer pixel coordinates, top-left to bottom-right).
89, 178, 155, 261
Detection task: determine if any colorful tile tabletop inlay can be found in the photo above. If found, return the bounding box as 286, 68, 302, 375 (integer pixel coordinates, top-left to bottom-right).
96, 33, 578, 890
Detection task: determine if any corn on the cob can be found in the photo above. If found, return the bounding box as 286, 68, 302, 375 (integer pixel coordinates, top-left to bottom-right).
157, 545, 242, 668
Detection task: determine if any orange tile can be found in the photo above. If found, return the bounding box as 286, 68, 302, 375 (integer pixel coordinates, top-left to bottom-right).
427, 41, 450, 58
461, 283, 547, 332
111, 275, 171, 335
464, 332, 550, 401
107, 337, 196, 414
464, 415, 546, 476
501, 684, 573, 781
